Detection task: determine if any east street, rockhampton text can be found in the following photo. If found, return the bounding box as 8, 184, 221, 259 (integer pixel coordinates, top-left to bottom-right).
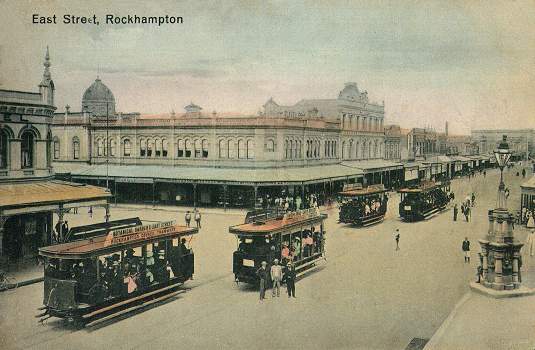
32, 14, 184, 26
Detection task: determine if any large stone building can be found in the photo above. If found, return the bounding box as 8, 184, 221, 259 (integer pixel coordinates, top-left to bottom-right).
0, 49, 110, 262
472, 129, 534, 159
52, 81, 404, 207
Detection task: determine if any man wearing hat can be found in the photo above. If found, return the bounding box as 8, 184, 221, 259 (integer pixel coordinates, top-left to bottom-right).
284, 261, 296, 298
256, 261, 269, 300
270, 259, 283, 297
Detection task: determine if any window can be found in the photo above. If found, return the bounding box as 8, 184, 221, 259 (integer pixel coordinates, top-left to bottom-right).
184, 139, 191, 158
21, 130, 35, 168
177, 139, 184, 157
297, 140, 302, 158
97, 139, 104, 157
110, 139, 116, 157
53, 138, 60, 159
194, 139, 201, 158
73, 137, 80, 159
247, 139, 254, 159
238, 139, 246, 159
202, 139, 208, 158
147, 139, 153, 157
140, 139, 146, 157
227, 139, 235, 158
155, 139, 162, 157
266, 139, 275, 152
218, 139, 227, 158
0, 129, 8, 169
162, 139, 168, 157
123, 139, 131, 157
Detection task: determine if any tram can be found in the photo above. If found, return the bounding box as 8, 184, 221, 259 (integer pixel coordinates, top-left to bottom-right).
229, 208, 327, 285
37, 220, 198, 325
398, 180, 451, 222
338, 184, 388, 226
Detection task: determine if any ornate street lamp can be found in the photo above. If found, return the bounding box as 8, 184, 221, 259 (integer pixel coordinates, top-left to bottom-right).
494, 135, 511, 209
476, 135, 523, 292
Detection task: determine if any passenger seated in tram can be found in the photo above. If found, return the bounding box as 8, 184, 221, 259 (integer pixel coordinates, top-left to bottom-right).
281, 243, 290, 264
293, 237, 301, 260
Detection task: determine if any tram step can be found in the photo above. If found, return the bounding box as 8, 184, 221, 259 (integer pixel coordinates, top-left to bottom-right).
84, 289, 185, 327
82, 282, 184, 319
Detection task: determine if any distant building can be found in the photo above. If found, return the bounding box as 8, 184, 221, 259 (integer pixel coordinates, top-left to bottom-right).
472, 129, 534, 159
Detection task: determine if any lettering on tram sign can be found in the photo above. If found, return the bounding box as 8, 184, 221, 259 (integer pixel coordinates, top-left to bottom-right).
104, 221, 175, 246
283, 207, 320, 222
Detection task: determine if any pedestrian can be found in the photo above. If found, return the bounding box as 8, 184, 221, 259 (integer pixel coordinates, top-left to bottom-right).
88, 206, 93, 218
62, 220, 69, 236
525, 230, 535, 257
185, 211, 191, 227
471, 193, 476, 207
284, 261, 296, 298
464, 206, 471, 222
256, 261, 269, 301
453, 204, 458, 221
527, 211, 535, 229
270, 259, 283, 297
462, 237, 471, 263
194, 209, 201, 228
394, 229, 400, 250
522, 168, 526, 178
483, 170, 486, 177
73, 207, 78, 214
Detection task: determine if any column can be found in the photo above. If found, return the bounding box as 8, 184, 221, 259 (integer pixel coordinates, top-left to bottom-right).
193, 183, 197, 208
512, 251, 520, 286
493, 251, 504, 289
57, 205, 64, 242
104, 204, 110, 223
253, 185, 258, 208
223, 185, 228, 211
481, 246, 489, 280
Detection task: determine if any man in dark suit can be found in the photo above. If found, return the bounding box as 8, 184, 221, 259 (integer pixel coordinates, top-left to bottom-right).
284, 262, 296, 298
256, 261, 269, 301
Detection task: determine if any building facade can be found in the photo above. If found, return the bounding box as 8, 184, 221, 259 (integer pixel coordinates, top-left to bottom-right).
52, 81, 402, 207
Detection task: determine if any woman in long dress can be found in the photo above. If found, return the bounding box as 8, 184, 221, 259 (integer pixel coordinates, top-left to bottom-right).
527, 211, 535, 229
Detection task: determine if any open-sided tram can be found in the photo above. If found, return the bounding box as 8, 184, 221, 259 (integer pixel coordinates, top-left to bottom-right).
338, 184, 388, 227
398, 180, 451, 222
37, 220, 198, 325
229, 208, 327, 285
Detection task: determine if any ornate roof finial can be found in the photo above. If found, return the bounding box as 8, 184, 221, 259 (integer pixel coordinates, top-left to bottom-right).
43, 46, 51, 80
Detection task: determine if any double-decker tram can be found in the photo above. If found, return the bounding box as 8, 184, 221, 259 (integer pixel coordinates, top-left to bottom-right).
398, 180, 451, 222
229, 208, 327, 285
37, 220, 198, 326
338, 184, 388, 227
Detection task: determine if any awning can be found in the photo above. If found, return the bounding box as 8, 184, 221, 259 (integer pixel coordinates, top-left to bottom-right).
341, 160, 403, 173
0, 180, 111, 216
521, 176, 535, 191
55, 163, 364, 186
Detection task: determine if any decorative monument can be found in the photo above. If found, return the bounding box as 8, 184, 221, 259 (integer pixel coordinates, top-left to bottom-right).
477, 135, 524, 291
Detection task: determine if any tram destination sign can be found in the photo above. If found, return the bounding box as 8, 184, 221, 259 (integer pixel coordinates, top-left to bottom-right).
104, 221, 176, 246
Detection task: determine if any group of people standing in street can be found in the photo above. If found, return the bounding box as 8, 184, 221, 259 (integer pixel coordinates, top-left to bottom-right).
453, 192, 476, 222
256, 259, 297, 300
184, 208, 202, 228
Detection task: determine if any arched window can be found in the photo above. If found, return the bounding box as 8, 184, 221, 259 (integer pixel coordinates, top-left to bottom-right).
53, 137, 60, 159
139, 139, 146, 157
246, 139, 254, 159
368, 141, 372, 159
341, 141, 346, 159
162, 139, 168, 157
266, 139, 275, 152
228, 139, 235, 158
355, 142, 360, 159
194, 139, 202, 158
202, 139, 208, 158
0, 128, 9, 169
218, 139, 227, 158
285, 140, 289, 159
21, 130, 35, 168
97, 138, 104, 157
349, 141, 354, 160
374, 140, 378, 158
123, 139, 131, 157
177, 139, 184, 157
184, 139, 191, 157
147, 139, 154, 157
155, 139, 162, 157
297, 140, 302, 158
72, 137, 80, 159
237, 139, 245, 159
110, 139, 116, 157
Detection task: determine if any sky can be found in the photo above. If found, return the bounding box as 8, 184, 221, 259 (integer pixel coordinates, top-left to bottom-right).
0, 0, 534, 135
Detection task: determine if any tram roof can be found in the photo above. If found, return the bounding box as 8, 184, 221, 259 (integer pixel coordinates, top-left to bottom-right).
398, 180, 448, 193
339, 184, 387, 197
229, 208, 327, 236
39, 223, 198, 259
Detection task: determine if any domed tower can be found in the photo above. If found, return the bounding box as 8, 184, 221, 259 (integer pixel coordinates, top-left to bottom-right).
81, 77, 116, 116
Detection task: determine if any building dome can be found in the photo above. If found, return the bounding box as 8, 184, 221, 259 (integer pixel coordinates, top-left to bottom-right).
82, 77, 116, 116
338, 82, 360, 101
